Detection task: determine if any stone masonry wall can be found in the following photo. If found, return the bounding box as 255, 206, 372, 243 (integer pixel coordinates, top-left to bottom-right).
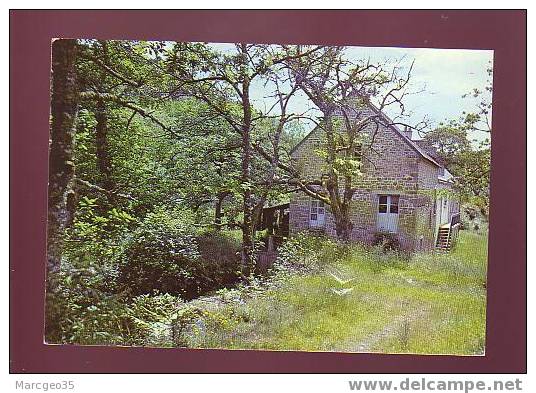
413, 160, 441, 250
289, 105, 441, 251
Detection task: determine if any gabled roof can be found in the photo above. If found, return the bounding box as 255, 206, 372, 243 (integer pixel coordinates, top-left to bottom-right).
289, 127, 320, 155
367, 103, 440, 167
439, 168, 455, 183
290, 102, 440, 168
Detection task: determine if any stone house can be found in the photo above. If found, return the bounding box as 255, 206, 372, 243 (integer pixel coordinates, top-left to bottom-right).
289, 101, 460, 252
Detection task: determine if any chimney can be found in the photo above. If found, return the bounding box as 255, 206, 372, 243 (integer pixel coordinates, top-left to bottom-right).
403, 125, 413, 140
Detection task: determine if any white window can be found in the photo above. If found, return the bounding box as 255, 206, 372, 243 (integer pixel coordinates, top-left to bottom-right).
377, 195, 399, 233
310, 199, 326, 227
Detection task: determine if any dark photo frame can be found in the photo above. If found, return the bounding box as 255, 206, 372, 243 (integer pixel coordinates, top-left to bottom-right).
9, 9, 526, 373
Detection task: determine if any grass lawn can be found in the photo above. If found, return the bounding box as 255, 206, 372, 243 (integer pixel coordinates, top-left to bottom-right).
185, 230, 488, 355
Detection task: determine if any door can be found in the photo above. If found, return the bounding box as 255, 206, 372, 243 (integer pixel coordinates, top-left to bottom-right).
438, 196, 450, 225
377, 195, 399, 233
309, 199, 326, 227
435, 195, 442, 235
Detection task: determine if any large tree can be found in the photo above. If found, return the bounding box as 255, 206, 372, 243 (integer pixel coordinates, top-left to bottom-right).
267, 46, 422, 241
47, 39, 79, 277
162, 43, 316, 269
419, 122, 470, 167
421, 65, 492, 217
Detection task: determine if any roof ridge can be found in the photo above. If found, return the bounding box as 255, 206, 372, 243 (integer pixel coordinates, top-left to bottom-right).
365, 102, 440, 167
290, 103, 441, 168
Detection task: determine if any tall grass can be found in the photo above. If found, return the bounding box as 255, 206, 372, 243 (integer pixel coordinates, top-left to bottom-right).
181, 230, 488, 355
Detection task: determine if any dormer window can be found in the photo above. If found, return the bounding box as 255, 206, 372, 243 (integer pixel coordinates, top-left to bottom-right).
321, 173, 330, 187
352, 143, 363, 170
353, 144, 362, 159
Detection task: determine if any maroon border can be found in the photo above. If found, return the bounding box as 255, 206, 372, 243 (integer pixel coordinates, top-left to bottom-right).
9, 10, 526, 373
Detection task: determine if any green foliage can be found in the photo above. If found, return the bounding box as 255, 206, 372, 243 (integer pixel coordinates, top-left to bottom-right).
195, 230, 243, 286
273, 231, 350, 276
115, 210, 242, 299
275, 232, 324, 271
47, 40, 490, 354
454, 143, 491, 214
73, 109, 98, 175
45, 265, 195, 347
179, 231, 487, 355
421, 65, 492, 216
421, 124, 470, 167
116, 209, 202, 298
64, 196, 135, 265
48, 219, 241, 346
45, 262, 129, 345
127, 293, 198, 347
422, 122, 490, 215
372, 232, 401, 252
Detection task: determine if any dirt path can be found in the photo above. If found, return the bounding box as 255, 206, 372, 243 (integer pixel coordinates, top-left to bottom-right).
338, 304, 432, 353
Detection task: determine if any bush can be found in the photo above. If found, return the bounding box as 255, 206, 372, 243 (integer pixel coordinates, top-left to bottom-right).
45, 265, 131, 345
272, 232, 341, 278
372, 232, 401, 252
461, 204, 489, 233
116, 209, 203, 299
127, 293, 200, 347
195, 230, 242, 290
47, 207, 244, 345
64, 196, 137, 264
45, 269, 196, 347
116, 210, 242, 299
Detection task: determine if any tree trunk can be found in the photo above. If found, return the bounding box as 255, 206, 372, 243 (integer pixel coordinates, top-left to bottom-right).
95, 97, 114, 203
95, 40, 114, 196
47, 39, 79, 277
324, 112, 354, 242
95, 98, 117, 211
328, 194, 353, 242
334, 210, 353, 242
239, 43, 254, 272
252, 195, 267, 235
214, 191, 228, 230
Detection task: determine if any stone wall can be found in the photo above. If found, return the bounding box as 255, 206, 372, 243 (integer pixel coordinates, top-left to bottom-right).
289, 105, 443, 251
413, 160, 442, 250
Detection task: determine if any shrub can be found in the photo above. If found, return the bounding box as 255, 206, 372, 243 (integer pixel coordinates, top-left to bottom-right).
116, 209, 203, 299
461, 204, 489, 233
272, 232, 341, 278
372, 232, 401, 252
45, 266, 131, 345
195, 230, 242, 290
45, 269, 196, 347
274, 233, 315, 272
47, 207, 244, 345
64, 197, 136, 265
126, 293, 199, 347
116, 210, 242, 299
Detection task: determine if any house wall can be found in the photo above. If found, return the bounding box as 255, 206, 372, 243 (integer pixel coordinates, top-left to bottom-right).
413, 161, 442, 250
289, 106, 441, 251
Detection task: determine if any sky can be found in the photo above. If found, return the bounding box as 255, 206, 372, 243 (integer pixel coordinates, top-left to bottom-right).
207, 43, 493, 141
